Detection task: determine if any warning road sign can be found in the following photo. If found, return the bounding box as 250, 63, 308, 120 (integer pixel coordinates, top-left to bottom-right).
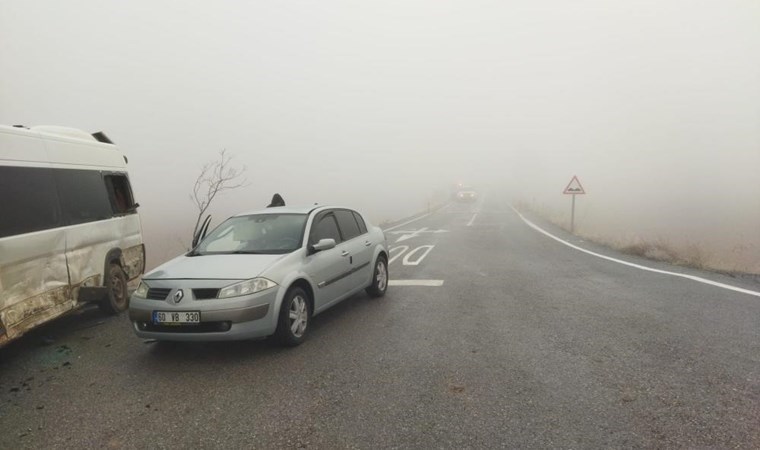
563, 175, 585, 195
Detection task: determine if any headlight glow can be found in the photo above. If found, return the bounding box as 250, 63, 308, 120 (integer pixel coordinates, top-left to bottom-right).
219, 278, 278, 298
134, 281, 149, 298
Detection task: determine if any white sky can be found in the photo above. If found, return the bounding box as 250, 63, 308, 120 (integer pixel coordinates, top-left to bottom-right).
2, 0, 759, 267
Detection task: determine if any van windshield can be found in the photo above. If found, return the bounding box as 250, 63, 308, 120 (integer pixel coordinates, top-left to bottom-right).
193, 214, 307, 255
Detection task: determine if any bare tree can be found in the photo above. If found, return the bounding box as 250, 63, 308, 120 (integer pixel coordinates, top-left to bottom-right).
191, 149, 247, 237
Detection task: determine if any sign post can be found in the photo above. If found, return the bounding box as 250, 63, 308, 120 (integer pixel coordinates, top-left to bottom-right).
563, 175, 586, 233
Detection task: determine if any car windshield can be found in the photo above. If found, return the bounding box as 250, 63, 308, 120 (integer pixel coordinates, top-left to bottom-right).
193, 213, 307, 255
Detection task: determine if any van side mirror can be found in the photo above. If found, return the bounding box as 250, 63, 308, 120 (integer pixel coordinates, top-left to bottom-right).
310, 238, 336, 253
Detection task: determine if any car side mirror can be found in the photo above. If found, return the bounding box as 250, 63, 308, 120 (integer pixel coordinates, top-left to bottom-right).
310, 238, 336, 253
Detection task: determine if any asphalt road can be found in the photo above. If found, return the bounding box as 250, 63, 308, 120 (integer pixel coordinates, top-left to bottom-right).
2, 195, 760, 448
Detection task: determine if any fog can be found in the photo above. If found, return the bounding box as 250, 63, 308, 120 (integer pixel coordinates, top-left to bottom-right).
1, 0, 758, 271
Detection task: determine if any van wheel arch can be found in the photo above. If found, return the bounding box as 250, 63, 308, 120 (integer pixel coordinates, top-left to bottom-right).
103, 248, 124, 281
96, 248, 128, 314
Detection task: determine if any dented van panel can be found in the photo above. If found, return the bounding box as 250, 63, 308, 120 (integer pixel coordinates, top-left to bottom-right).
65, 215, 142, 292
0, 286, 74, 343
121, 244, 145, 280
0, 228, 72, 342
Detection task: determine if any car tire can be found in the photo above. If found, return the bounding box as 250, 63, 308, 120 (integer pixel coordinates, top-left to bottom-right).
99, 263, 129, 314
365, 256, 388, 298
274, 287, 311, 347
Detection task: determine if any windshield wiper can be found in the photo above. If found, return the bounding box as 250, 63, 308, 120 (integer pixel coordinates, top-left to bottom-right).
230, 250, 262, 254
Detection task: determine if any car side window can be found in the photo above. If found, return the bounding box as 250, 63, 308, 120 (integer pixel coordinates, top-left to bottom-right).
310, 214, 342, 245
352, 211, 367, 234
334, 209, 362, 241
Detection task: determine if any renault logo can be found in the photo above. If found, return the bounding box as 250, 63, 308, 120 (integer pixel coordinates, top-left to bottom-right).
173, 289, 184, 303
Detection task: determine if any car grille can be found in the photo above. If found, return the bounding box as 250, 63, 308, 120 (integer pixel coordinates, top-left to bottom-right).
146, 288, 171, 300
193, 288, 219, 300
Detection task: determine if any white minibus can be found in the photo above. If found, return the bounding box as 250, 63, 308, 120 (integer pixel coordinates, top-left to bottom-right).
0, 125, 144, 346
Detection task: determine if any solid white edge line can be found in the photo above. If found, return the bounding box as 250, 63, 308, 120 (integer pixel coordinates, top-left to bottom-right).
509, 206, 760, 299
466, 212, 478, 227
389, 279, 444, 287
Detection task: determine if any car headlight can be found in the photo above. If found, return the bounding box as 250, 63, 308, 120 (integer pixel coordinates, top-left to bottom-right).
218, 278, 278, 298
134, 281, 149, 298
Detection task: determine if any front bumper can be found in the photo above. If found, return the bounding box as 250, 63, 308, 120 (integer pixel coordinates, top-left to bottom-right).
128, 283, 280, 342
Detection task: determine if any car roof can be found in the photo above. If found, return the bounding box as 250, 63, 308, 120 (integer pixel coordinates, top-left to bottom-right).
232, 205, 357, 217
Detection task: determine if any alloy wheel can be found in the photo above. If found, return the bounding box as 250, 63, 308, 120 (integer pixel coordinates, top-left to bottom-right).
289, 295, 308, 337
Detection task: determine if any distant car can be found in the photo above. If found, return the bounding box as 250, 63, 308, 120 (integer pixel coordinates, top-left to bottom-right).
454, 187, 478, 202
129, 206, 388, 346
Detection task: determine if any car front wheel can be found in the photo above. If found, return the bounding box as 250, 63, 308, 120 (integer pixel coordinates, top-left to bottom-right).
366, 256, 388, 298
275, 287, 311, 346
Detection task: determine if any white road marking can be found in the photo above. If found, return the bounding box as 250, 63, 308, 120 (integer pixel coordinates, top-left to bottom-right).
466, 212, 478, 227
384, 204, 450, 232
402, 245, 435, 266
388, 245, 409, 264
389, 279, 444, 287
396, 227, 427, 242
510, 206, 760, 299
388, 227, 449, 243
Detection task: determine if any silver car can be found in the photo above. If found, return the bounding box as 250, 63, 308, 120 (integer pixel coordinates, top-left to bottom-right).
128, 205, 388, 346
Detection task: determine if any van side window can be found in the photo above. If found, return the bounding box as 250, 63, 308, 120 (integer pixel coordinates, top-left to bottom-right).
104, 174, 135, 214
0, 166, 61, 238
55, 169, 113, 225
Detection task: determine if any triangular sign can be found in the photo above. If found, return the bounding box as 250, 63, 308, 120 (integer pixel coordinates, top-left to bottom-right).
563, 175, 585, 194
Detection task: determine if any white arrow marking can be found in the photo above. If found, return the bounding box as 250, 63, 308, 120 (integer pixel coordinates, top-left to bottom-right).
396, 227, 427, 242
387, 227, 449, 243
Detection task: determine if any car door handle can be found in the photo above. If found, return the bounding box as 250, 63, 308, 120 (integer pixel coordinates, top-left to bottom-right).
364, 241, 372, 247
341, 250, 350, 257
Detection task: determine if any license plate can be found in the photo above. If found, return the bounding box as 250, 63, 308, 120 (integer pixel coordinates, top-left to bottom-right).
153, 311, 200, 324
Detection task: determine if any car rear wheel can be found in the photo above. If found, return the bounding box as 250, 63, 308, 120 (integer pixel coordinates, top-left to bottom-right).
99, 263, 129, 314
275, 287, 311, 346
366, 256, 388, 298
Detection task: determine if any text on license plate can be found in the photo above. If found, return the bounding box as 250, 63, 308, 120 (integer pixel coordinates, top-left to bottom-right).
153, 311, 200, 324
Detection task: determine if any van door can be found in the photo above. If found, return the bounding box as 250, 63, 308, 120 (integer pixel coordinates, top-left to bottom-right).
54, 169, 118, 300
0, 166, 71, 343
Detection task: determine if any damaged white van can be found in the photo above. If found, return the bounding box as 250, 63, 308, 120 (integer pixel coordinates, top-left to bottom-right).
0, 125, 144, 347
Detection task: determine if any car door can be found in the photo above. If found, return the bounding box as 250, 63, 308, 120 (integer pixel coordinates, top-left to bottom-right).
333, 209, 373, 290
305, 212, 352, 312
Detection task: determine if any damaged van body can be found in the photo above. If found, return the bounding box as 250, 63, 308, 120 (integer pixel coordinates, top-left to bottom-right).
0, 125, 144, 347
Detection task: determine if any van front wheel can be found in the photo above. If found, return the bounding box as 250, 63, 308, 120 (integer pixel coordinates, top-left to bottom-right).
99, 264, 129, 314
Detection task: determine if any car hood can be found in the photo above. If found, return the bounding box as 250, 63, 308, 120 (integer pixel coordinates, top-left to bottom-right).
144, 254, 286, 280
